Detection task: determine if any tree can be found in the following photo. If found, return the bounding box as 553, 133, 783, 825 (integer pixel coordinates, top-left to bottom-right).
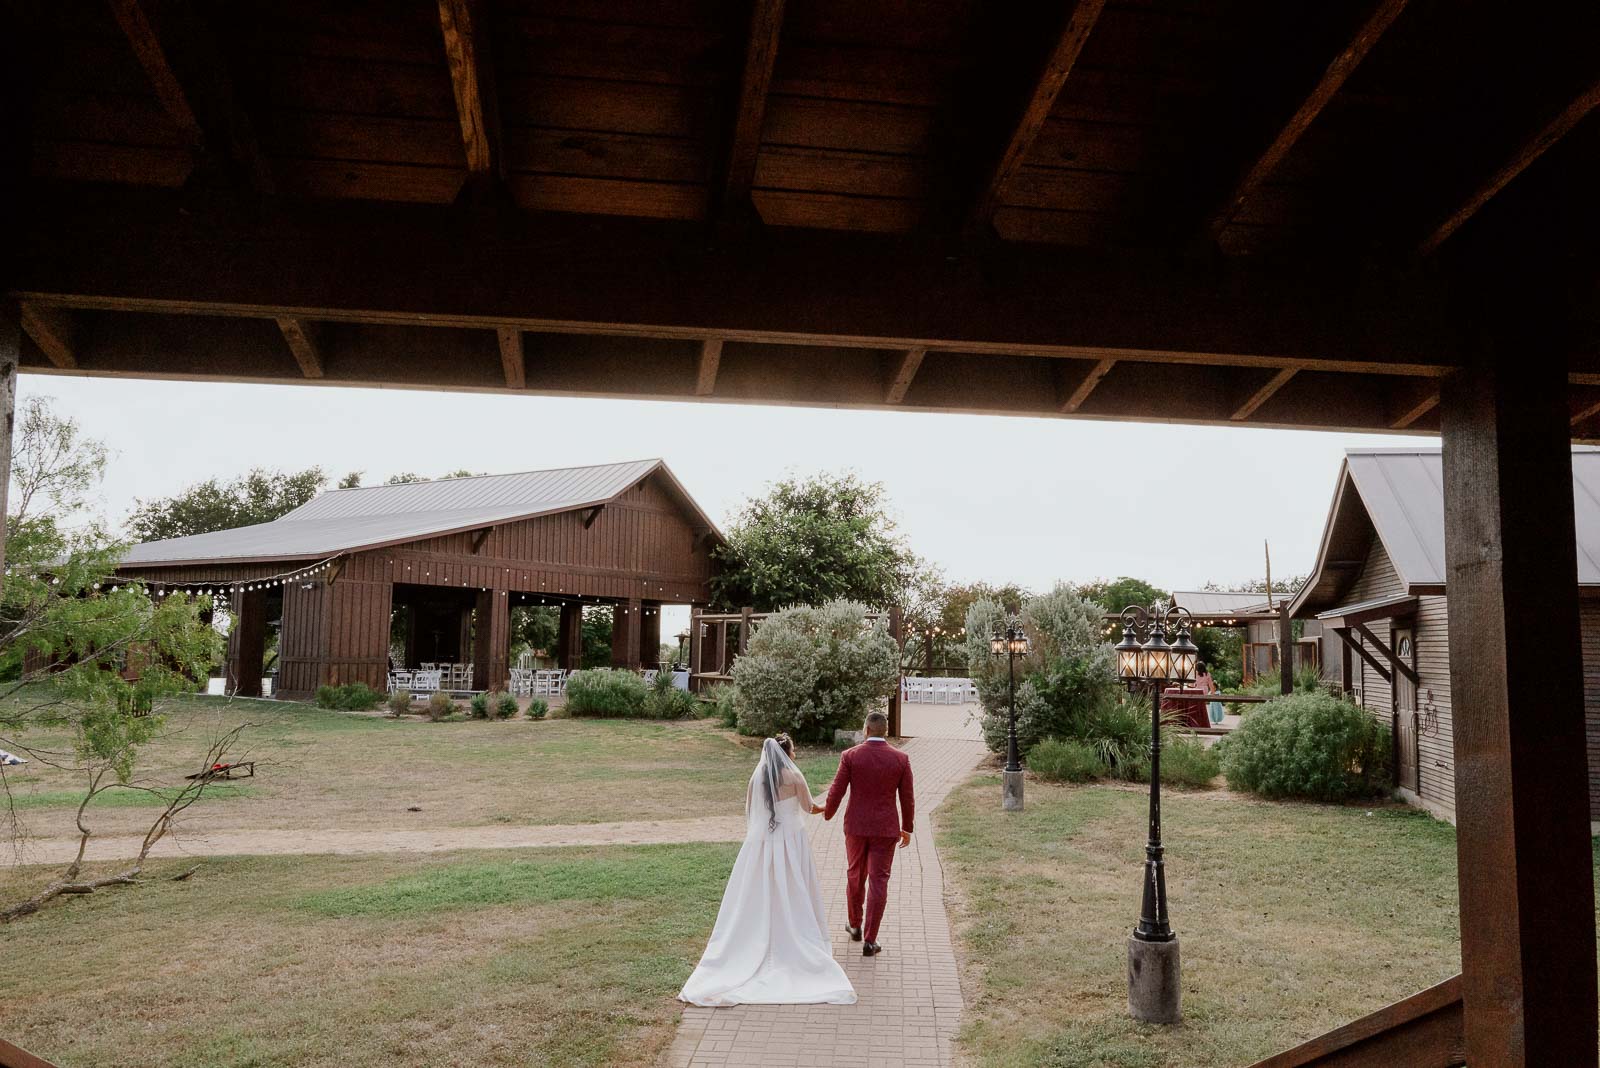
1079, 576, 1170, 614
3, 400, 233, 922
581, 605, 613, 668
509, 605, 559, 662
385, 472, 425, 485
337, 471, 363, 489
127, 467, 326, 541
710, 472, 917, 611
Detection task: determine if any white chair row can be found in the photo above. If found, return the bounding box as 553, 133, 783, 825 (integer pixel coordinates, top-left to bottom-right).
507, 668, 573, 697
901, 676, 978, 705
389, 669, 444, 695
418, 662, 474, 689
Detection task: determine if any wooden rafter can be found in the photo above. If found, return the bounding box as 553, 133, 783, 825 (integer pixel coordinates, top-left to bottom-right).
497, 327, 525, 388
716, 0, 786, 220
695, 338, 723, 396
470, 527, 491, 554
437, 0, 503, 182
1207, 0, 1409, 240
884, 347, 926, 404
582, 505, 604, 529
1390, 381, 1441, 429
275, 317, 323, 378
1231, 367, 1297, 421
968, 0, 1107, 231
1571, 390, 1600, 427
1056, 358, 1116, 413
18, 302, 76, 369
1418, 74, 1600, 257
108, 0, 273, 193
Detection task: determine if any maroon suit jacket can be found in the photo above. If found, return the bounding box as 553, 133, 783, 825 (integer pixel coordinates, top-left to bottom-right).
824, 739, 914, 839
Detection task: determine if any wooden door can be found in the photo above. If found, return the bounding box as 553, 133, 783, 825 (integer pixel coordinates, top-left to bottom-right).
1392, 626, 1419, 793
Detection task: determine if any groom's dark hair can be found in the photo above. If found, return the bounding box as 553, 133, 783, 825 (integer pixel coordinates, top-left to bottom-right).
864, 711, 888, 736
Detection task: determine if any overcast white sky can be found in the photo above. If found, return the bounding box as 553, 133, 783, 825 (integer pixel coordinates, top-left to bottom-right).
24, 374, 1431, 601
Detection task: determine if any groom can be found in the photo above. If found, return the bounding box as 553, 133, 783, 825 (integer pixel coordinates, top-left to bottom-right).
823, 710, 914, 957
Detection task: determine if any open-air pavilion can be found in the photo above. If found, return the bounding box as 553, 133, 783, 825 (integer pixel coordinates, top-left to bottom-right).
113, 460, 720, 700
6, 0, 1600, 1061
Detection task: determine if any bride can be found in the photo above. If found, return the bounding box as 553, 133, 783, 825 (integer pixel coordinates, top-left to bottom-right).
678, 734, 857, 1006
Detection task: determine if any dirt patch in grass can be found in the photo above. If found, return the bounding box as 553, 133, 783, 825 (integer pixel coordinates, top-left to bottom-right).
0, 843, 738, 1068
939, 774, 1469, 1067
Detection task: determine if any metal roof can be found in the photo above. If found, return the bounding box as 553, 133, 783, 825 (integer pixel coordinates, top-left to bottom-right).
1292, 447, 1600, 615
1170, 590, 1274, 617
121, 459, 715, 567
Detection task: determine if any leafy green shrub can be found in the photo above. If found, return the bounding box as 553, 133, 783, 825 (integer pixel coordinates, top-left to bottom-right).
1028, 738, 1106, 783
525, 698, 549, 720
731, 600, 899, 742
565, 668, 649, 718
315, 682, 384, 711
493, 692, 519, 719
468, 692, 491, 719
1086, 697, 1158, 780
425, 692, 455, 722
643, 671, 697, 720
978, 652, 1121, 757
1159, 734, 1220, 788
386, 689, 412, 717
1219, 691, 1391, 801
707, 684, 738, 728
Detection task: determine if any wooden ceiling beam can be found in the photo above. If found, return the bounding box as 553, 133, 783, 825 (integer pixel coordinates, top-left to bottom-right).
497, 326, 525, 388
968, 0, 1107, 233
1230, 367, 1297, 421
1207, 0, 1409, 241
883, 347, 926, 404
1570, 390, 1600, 427
437, 0, 504, 185
18, 302, 76, 369
275, 317, 324, 378
1388, 379, 1442, 429
108, 0, 273, 194
9, 191, 1464, 377
716, 0, 786, 221
1056, 358, 1115, 412
1417, 75, 1600, 256
695, 339, 723, 395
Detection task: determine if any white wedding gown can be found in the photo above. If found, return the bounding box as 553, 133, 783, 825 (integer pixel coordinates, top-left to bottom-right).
678, 750, 857, 1007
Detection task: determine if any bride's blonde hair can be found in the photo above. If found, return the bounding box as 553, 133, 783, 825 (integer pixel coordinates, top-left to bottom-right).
774, 733, 794, 757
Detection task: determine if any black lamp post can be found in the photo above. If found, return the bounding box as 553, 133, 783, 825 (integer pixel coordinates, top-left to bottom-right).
676, 629, 690, 670
1114, 600, 1197, 1024
990, 618, 1030, 810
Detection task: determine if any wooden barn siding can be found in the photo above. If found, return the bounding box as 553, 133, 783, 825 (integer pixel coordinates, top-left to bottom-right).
1582, 602, 1600, 823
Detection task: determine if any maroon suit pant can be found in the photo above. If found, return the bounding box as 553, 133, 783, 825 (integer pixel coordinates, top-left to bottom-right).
845, 834, 898, 942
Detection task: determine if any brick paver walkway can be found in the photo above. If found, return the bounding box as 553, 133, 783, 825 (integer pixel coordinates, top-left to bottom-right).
665, 735, 989, 1068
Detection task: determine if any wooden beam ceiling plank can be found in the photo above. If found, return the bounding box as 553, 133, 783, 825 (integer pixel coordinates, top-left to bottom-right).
717, 0, 786, 221
968, 0, 1107, 232
437, 0, 503, 182
883, 347, 926, 404
1208, 0, 1409, 240
695, 338, 723, 395
1056, 357, 1116, 412
1389, 379, 1442, 428
496, 326, 525, 388
106, 0, 203, 147
275, 317, 323, 378
1418, 74, 1600, 257
18, 302, 77, 369
1230, 367, 1297, 421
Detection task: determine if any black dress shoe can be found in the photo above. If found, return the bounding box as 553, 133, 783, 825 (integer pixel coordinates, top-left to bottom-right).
862, 941, 882, 957
845, 925, 862, 942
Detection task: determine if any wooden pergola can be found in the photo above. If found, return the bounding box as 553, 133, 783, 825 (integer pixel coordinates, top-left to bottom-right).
3, 0, 1599, 1062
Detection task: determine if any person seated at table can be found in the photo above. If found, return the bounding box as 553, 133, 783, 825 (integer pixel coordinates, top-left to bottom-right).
1196, 662, 1225, 725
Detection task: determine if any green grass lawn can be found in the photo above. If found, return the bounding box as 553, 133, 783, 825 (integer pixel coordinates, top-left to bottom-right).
939, 777, 1474, 1067
0, 843, 739, 1067
3, 694, 839, 841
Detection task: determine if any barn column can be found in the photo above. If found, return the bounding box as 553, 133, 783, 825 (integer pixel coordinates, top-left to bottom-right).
1441, 351, 1596, 1065
611, 598, 642, 668
0, 303, 16, 592
473, 588, 509, 692
688, 607, 705, 691
640, 601, 662, 667
226, 587, 267, 697
557, 602, 583, 669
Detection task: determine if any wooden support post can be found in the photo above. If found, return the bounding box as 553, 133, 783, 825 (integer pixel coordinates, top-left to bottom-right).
640, 601, 662, 668
557, 602, 583, 669
473, 587, 509, 692
226, 587, 267, 697
0, 303, 17, 593
1277, 603, 1293, 695
739, 606, 753, 655
1340, 634, 1354, 694
888, 604, 903, 738
688, 608, 704, 689
1440, 351, 1597, 1065
611, 598, 642, 668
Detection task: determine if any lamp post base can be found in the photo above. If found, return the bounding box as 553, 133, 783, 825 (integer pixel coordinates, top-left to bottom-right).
1127, 934, 1181, 1024
1001, 768, 1025, 811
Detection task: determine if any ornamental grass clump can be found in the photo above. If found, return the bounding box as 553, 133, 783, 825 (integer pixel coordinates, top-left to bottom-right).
564, 668, 649, 718
1158, 733, 1221, 788
315, 682, 385, 711
1218, 690, 1391, 801
386, 690, 412, 717
730, 600, 898, 743
1027, 738, 1107, 783
643, 670, 698, 720
525, 698, 549, 720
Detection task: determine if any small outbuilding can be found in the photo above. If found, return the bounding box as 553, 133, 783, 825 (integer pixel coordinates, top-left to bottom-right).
115, 460, 721, 700
1291, 447, 1600, 825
